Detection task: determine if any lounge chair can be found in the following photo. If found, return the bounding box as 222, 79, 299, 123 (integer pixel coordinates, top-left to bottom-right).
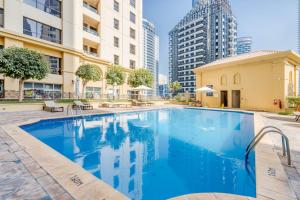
43, 101, 64, 112
101, 102, 117, 108
132, 100, 151, 106
73, 101, 93, 110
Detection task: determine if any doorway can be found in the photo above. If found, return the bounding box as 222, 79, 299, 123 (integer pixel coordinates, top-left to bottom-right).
220, 91, 228, 107
232, 90, 241, 108
0, 80, 4, 98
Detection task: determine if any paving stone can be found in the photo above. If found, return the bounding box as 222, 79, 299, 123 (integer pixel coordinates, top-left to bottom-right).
53, 192, 74, 200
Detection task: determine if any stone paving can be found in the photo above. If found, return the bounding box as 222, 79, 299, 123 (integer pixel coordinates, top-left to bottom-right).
260, 113, 300, 199
0, 107, 299, 200
0, 127, 73, 200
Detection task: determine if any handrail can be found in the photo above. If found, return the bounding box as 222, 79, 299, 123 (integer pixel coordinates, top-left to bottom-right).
246, 126, 286, 156
245, 128, 291, 166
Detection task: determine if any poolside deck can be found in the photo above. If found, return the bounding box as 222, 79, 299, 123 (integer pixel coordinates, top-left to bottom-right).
0, 106, 299, 200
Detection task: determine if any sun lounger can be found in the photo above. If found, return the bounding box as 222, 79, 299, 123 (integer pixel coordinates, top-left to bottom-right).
43, 101, 64, 112
101, 102, 132, 108
73, 101, 93, 110
132, 100, 152, 106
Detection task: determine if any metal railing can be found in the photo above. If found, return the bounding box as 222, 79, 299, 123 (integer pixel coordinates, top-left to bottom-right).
83, 26, 99, 36
245, 126, 292, 166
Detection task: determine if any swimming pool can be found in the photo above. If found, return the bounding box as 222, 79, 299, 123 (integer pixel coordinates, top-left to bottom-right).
21, 108, 256, 200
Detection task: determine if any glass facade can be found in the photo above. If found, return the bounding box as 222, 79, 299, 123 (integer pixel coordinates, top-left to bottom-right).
86, 87, 101, 99
23, 17, 62, 44
23, 0, 61, 17
44, 55, 61, 75
237, 37, 252, 55
24, 82, 62, 99
0, 8, 3, 27
0, 80, 4, 98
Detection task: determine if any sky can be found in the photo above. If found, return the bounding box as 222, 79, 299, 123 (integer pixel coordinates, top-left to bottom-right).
143, 0, 298, 76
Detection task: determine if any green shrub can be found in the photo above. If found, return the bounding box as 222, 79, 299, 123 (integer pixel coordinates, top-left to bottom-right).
287, 97, 300, 108
278, 111, 293, 116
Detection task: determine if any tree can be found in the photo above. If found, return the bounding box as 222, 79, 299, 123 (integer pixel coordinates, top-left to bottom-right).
169, 81, 182, 96
0, 47, 49, 102
105, 65, 125, 86
128, 68, 153, 88
76, 64, 102, 98
105, 65, 125, 100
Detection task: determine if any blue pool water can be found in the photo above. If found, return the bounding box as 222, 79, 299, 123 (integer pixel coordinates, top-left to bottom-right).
21, 108, 256, 199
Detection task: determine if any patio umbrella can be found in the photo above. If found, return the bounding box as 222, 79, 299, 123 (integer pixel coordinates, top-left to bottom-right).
132, 85, 153, 91
196, 86, 216, 93
132, 85, 153, 99
196, 86, 216, 104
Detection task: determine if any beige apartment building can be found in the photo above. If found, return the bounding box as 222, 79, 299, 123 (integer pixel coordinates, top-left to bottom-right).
0, 0, 143, 99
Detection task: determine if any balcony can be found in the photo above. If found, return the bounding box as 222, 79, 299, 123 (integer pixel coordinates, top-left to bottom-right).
83, 1, 100, 22
83, 26, 99, 37
83, 39, 99, 57
83, 1, 98, 14
84, 50, 98, 57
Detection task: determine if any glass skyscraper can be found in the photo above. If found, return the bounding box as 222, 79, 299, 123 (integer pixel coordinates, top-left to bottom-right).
143, 19, 160, 96
237, 37, 252, 55
169, 0, 237, 96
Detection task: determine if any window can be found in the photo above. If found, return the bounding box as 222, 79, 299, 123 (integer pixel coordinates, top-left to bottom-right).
130, 28, 135, 39
129, 60, 136, 69
130, 12, 136, 24
114, 36, 119, 48
114, 55, 119, 65
23, 17, 61, 44
23, 0, 61, 18
114, 0, 119, 12
114, 18, 119, 30
130, 44, 136, 55
86, 87, 101, 99
233, 73, 241, 85
0, 8, 3, 27
220, 75, 227, 85
206, 85, 214, 97
24, 82, 62, 99
0, 79, 4, 98
44, 55, 61, 75
130, 0, 136, 8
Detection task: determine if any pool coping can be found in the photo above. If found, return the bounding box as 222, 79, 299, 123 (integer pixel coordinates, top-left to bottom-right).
1, 108, 298, 200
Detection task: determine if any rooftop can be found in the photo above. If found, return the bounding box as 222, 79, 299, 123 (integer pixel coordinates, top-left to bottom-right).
194, 50, 300, 72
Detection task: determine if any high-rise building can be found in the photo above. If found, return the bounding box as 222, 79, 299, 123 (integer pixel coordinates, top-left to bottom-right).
142, 19, 159, 96
237, 37, 252, 55
169, 0, 237, 96
158, 74, 169, 97
0, 0, 143, 99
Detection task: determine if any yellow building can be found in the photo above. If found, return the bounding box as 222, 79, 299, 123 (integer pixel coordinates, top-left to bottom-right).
194, 51, 300, 112
0, 0, 143, 99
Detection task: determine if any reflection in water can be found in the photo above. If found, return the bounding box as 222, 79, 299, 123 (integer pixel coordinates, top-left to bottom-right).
22, 109, 256, 200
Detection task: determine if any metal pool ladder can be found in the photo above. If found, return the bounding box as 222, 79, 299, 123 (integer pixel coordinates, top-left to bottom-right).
245, 126, 292, 166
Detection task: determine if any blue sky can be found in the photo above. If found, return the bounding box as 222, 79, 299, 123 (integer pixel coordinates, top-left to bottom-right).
143, 0, 298, 76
